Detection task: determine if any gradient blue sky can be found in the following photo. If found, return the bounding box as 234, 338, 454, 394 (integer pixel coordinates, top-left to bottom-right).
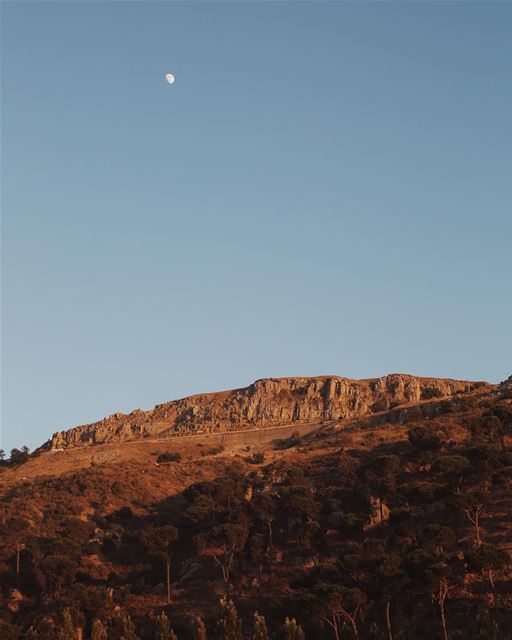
2, 1, 511, 452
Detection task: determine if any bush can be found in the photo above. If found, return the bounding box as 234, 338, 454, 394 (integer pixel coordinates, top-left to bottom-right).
421, 388, 444, 400
432, 455, 470, 476
201, 446, 224, 456
405, 481, 447, 502
156, 452, 182, 464
408, 425, 441, 451
248, 452, 265, 464
371, 395, 389, 412
279, 432, 301, 449
110, 481, 123, 496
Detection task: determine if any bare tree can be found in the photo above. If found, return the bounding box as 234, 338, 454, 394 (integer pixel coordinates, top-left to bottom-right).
212, 524, 248, 591
458, 489, 488, 546
431, 577, 451, 640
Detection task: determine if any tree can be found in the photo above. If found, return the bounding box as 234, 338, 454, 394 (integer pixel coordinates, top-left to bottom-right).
334, 488, 372, 531
425, 563, 452, 640
40, 555, 78, 598
473, 610, 501, 640
385, 598, 393, 640
56, 609, 75, 640
110, 611, 138, 640
59, 517, 95, 545
422, 524, 456, 556
252, 612, 269, 640
249, 533, 265, 578
216, 597, 243, 640
212, 523, 248, 590
372, 552, 405, 640
407, 548, 454, 640
456, 489, 489, 546
1, 516, 30, 582
90, 619, 108, 640
141, 525, 178, 604
194, 617, 207, 640
185, 493, 216, 526
431, 576, 450, 640
485, 403, 512, 451
10, 447, 30, 465
463, 445, 500, 482
251, 492, 277, 566
432, 455, 470, 482
278, 484, 319, 548
313, 583, 366, 640
407, 425, 441, 452
471, 415, 505, 451
282, 618, 305, 640
154, 612, 177, 640
465, 543, 509, 589
362, 455, 400, 530
0, 448, 5, 460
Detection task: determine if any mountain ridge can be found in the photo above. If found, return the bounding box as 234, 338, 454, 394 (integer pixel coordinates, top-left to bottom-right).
44, 373, 490, 451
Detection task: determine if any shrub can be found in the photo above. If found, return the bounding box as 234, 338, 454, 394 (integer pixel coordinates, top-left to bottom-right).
248, 452, 265, 464
421, 388, 444, 400
156, 452, 182, 464
201, 446, 224, 456
371, 395, 389, 412
110, 481, 123, 496
408, 425, 442, 451
432, 455, 470, 476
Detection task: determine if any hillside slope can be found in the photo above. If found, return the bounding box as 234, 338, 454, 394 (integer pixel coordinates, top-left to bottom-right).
1, 374, 511, 640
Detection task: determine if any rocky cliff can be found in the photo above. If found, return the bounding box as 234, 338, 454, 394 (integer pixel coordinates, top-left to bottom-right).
44, 374, 488, 451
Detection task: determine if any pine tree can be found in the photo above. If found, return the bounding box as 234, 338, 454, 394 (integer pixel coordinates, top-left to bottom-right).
216, 597, 243, 640
195, 617, 207, 640
283, 618, 305, 640
154, 612, 177, 640
252, 612, 269, 640
90, 619, 108, 640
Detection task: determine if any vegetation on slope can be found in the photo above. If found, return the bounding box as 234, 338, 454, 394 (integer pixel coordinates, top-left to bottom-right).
1, 388, 511, 640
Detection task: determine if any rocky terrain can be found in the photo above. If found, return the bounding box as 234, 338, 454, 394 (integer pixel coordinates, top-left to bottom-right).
45, 374, 488, 451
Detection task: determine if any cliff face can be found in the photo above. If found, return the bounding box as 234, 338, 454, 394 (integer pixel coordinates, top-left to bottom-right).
44, 374, 488, 451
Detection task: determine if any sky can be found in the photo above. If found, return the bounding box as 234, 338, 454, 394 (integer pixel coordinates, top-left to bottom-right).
1, 1, 511, 452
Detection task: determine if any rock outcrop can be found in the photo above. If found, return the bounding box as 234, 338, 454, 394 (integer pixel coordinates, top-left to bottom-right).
44, 374, 488, 451
42, 374, 485, 451
499, 374, 512, 389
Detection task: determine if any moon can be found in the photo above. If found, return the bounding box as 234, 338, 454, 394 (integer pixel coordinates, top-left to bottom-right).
165, 73, 175, 85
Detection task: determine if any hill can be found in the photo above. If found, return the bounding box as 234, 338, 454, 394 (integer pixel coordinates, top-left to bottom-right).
1, 373, 511, 640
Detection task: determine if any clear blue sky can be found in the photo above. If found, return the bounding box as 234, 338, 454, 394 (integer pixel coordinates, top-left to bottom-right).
2, 1, 511, 452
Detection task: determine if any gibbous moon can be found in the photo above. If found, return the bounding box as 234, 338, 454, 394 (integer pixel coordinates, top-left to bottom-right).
165, 73, 175, 85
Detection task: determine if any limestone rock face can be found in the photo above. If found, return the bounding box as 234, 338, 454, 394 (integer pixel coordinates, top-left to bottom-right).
44, 374, 487, 451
